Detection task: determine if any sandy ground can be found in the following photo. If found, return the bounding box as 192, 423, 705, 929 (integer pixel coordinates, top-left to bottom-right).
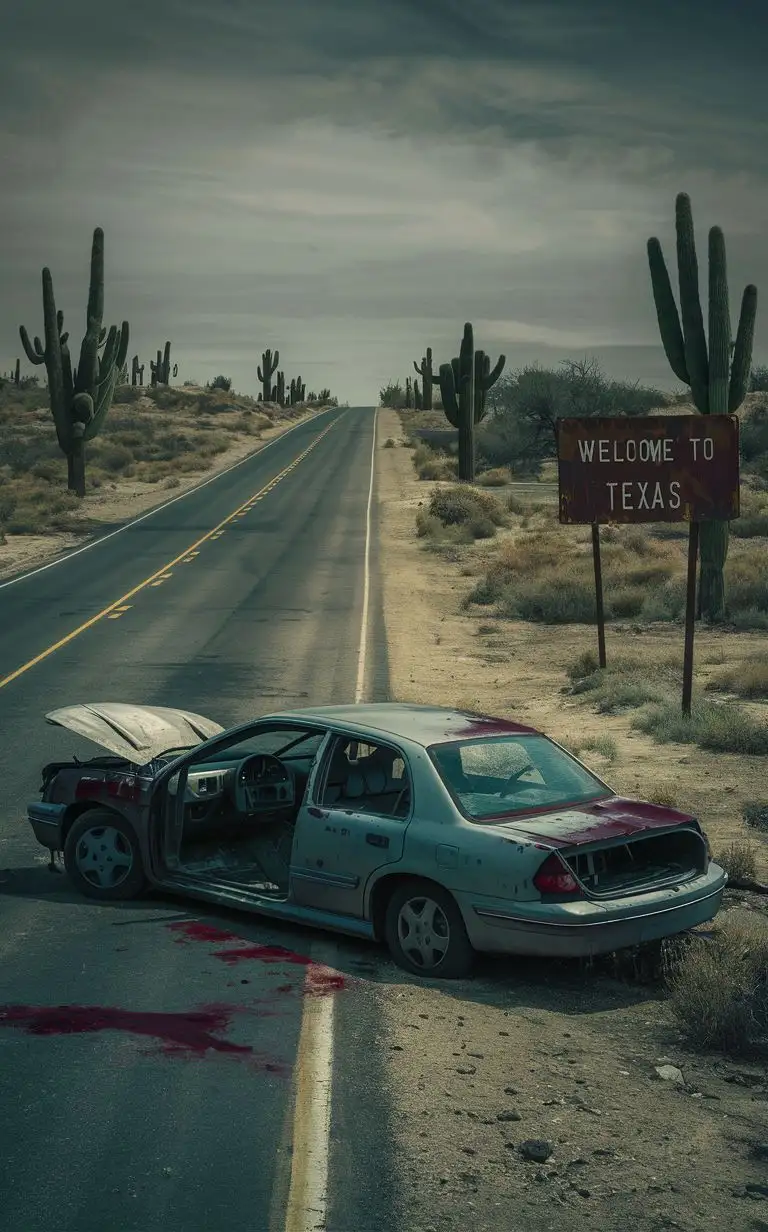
0, 404, 324, 582
375, 407, 768, 1232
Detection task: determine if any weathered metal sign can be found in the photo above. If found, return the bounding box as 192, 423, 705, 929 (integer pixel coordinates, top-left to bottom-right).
556, 414, 740, 524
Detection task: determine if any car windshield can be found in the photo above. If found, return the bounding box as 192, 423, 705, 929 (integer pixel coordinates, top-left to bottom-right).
428, 735, 611, 822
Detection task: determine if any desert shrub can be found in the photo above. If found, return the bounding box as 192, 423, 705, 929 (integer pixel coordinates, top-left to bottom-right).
499, 574, 596, 623
706, 660, 768, 698
717, 839, 758, 883
379, 381, 406, 408
476, 466, 510, 487
633, 698, 768, 754
383, 438, 396, 448
609, 584, 646, 618
646, 787, 678, 807
208, 375, 232, 391
730, 485, 768, 537
749, 364, 768, 393
665, 915, 768, 1055
567, 649, 600, 681
90, 441, 134, 474
742, 801, 768, 832
427, 486, 507, 529
579, 734, 618, 763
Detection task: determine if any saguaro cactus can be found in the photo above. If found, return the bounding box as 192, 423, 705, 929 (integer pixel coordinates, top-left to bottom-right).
276, 370, 285, 406
439, 326, 505, 481
648, 193, 757, 621
150, 341, 175, 385
258, 348, 279, 401
413, 346, 438, 411
414, 382, 423, 410
19, 227, 129, 497
405, 376, 413, 409
131, 355, 145, 386
439, 323, 477, 482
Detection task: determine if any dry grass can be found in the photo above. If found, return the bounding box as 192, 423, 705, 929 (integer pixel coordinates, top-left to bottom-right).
664, 913, 768, 1055
0, 382, 307, 537
706, 658, 768, 698
717, 838, 760, 883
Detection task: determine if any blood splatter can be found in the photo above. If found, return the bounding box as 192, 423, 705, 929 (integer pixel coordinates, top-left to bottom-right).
168, 921, 240, 945
166, 919, 348, 995
211, 943, 311, 966
0, 1002, 283, 1067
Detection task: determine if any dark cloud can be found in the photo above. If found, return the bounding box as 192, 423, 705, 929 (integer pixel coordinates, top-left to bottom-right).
1, 0, 766, 402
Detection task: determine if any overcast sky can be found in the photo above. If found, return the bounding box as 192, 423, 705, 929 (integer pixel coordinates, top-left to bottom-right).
1, 0, 766, 404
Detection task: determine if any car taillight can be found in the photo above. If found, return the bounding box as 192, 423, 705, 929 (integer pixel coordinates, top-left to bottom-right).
533, 852, 581, 895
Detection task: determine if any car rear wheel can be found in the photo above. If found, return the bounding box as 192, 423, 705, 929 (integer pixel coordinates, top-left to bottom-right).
64, 810, 147, 901
384, 879, 474, 979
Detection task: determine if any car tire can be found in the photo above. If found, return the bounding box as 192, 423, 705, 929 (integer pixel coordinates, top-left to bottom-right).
64, 809, 147, 901
384, 879, 474, 979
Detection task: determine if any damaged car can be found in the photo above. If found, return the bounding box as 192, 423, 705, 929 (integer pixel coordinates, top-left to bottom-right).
26, 701, 727, 978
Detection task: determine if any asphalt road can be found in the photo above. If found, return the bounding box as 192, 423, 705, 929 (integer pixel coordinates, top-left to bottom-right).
0, 406, 401, 1232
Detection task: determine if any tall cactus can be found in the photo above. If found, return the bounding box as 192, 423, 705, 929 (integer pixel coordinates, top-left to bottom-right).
648, 193, 757, 621
439, 323, 477, 482
413, 346, 439, 411
19, 227, 129, 497
12, 358, 20, 386
131, 354, 145, 386
405, 376, 413, 408
150, 341, 175, 385
414, 382, 423, 410
276, 370, 285, 406
258, 348, 279, 401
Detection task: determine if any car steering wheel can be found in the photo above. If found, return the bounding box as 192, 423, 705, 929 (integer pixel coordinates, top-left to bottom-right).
235, 753, 293, 814
497, 765, 534, 796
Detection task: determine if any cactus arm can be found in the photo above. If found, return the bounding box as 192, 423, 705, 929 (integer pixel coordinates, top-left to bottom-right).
439, 362, 460, 427
707, 227, 731, 416
675, 194, 709, 412
19, 326, 45, 365
647, 237, 689, 385
413, 359, 424, 376
728, 284, 758, 412
483, 353, 505, 387
73, 229, 105, 397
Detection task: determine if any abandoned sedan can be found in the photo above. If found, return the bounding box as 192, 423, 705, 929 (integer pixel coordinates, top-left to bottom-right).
27, 701, 726, 978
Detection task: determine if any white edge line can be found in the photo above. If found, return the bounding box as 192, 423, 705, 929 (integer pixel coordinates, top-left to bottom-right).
0, 407, 335, 592
354, 406, 377, 706
287, 408, 377, 1232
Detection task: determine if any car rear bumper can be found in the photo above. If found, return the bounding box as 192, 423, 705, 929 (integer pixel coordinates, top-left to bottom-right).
27, 801, 67, 851
458, 863, 727, 958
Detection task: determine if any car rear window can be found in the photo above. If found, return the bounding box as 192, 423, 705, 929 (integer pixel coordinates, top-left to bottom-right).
428, 735, 611, 822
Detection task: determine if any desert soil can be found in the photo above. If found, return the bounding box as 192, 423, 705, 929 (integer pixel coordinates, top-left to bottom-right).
375, 406, 768, 1232
0, 402, 323, 582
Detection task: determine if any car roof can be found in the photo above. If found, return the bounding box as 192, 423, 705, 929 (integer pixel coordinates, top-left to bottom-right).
260, 703, 540, 748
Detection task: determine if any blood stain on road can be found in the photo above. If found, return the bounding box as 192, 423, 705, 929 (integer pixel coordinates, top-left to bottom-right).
0, 1002, 287, 1069
167, 920, 350, 995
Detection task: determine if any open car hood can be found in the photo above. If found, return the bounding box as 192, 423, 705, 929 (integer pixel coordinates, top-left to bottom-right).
44, 703, 225, 763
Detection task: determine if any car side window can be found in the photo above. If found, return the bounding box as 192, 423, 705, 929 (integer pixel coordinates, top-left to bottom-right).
319, 737, 411, 818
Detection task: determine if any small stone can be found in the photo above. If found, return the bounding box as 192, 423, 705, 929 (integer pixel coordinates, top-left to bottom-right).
467, 1052, 484, 1059
461, 1147, 477, 1156
497, 1110, 523, 1122
504, 1086, 519, 1095
520, 1139, 554, 1163
456, 1066, 477, 1075
655, 1064, 685, 1086
390, 1045, 404, 1052
574, 1187, 591, 1198
499, 1030, 509, 1037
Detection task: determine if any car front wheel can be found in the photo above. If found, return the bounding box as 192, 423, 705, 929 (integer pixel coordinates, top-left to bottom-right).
384, 879, 474, 979
64, 810, 147, 901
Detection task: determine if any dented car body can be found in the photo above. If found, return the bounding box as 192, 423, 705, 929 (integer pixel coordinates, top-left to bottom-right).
27, 701, 726, 978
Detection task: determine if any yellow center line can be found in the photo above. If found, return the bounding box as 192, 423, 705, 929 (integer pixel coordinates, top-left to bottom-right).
0, 418, 339, 691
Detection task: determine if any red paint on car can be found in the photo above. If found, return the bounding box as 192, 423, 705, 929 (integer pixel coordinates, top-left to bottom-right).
449, 714, 539, 740
492, 796, 698, 847
0, 1002, 279, 1062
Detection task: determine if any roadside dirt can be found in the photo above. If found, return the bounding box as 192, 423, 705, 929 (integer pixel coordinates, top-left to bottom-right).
0, 398, 325, 582
375, 406, 768, 1232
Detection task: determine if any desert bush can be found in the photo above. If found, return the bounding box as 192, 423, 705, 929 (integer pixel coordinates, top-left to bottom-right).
633, 698, 768, 754
665, 915, 768, 1055
567, 649, 600, 681
717, 839, 758, 883
742, 801, 768, 832
646, 787, 678, 807
706, 659, 768, 698
383, 437, 396, 448
427, 485, 507, 529
578, 734, 618, 763
476, 466, 510, 487
208, 375, 232, 391
379, 381, 406, 408
749, 364, 768, 393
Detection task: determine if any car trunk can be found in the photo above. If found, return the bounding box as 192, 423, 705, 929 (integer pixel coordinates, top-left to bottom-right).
491, 795, 709, 897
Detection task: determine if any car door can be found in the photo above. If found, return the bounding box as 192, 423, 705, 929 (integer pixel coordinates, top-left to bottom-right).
289, 733, 412, 916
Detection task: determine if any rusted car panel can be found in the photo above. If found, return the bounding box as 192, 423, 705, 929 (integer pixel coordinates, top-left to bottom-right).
26, 702, 727, 978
